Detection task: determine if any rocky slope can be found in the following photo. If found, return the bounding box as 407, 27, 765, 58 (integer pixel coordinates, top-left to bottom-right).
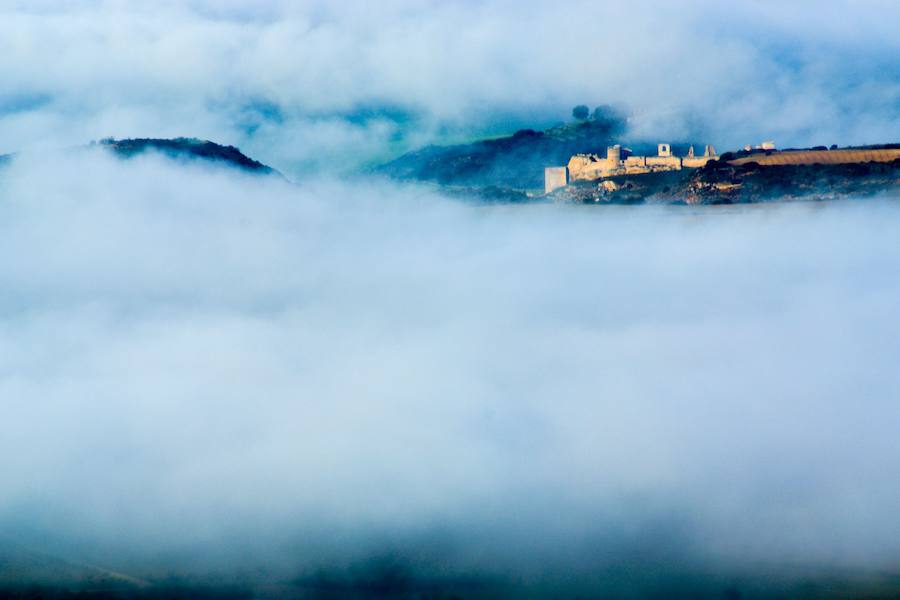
552, 157, 900, 205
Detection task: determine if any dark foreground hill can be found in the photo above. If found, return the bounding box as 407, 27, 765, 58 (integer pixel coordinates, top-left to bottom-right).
95, 138, 281, 176
4, 544, 900, 600
376, 115, 625, 189
0, 541, 145, 595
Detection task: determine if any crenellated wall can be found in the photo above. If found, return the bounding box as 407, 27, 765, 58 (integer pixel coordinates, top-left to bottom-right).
565, 143, 718, 182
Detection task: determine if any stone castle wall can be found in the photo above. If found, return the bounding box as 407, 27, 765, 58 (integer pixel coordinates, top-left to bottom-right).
566, 144, 717, 182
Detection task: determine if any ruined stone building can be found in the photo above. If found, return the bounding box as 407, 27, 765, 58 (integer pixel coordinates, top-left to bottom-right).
544, 166, 568, 194
566, 143, 718, 182
543, 139, 900, 195
544, 142, 719, 194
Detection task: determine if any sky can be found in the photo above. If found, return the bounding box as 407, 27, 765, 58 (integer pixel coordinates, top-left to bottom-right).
1, 1, 900, 596
0, 0, 898, 176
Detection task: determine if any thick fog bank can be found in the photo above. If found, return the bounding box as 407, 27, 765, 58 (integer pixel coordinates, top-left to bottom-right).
1, 153, 900, 591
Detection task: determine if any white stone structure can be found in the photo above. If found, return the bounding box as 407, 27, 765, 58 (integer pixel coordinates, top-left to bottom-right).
544, 166, 569, 194
565, 142, 719, 181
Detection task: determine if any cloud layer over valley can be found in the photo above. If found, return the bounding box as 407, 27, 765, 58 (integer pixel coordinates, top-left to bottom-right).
1, 151, 899, 593
2, 2, 900, 595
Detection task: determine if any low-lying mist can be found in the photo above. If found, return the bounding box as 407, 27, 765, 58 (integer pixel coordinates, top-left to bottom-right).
1, 151, 900, 595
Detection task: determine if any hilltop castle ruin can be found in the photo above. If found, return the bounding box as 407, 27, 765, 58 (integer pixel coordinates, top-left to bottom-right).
570, 143, 718, 180
545, 143, 718, 193
543, 139, 900, 195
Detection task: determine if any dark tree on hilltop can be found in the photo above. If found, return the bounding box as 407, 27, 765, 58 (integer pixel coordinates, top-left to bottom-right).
592, 105, 616, 121
572, 105, 589, 120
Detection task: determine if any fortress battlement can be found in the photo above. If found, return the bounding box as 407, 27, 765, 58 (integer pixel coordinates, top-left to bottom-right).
566, 143, 718, 185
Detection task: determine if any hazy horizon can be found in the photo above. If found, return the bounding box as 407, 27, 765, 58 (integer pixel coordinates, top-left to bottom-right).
2, 1, 899, 177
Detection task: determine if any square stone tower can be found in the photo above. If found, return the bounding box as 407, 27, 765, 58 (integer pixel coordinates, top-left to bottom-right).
544, 167, 568, 194
607, 144, 622, 162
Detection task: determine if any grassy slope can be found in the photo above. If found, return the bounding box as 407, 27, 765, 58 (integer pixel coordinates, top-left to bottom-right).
377, 118, 625, 189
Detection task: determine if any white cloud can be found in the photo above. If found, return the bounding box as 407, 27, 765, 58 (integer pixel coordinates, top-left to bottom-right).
1, 151, 899, 586
0, 0, 897, 175
1, 2, 899, 591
